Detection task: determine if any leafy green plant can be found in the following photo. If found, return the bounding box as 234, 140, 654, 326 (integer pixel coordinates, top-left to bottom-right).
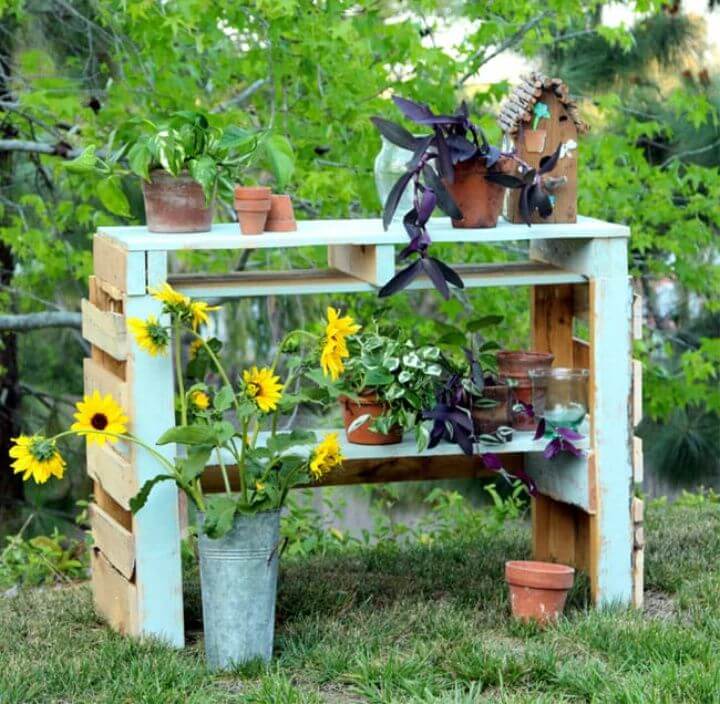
65, 111, 294, 212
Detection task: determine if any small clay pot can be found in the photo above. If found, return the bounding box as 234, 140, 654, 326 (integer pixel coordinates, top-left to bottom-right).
497, 350, 554, 431
471, 384, 511, 435
142, 170, 214, 233
234, 186, 271, 236
234, 185, 272, 201
505, 560, 574, 625
265, 194, 297, 232
523, 129, 547, 153
444, 156, 506, 229
340, 393, 402, 445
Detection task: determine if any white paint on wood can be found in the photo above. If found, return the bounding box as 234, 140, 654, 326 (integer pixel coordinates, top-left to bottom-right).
97, 215, 630, 252
525, 452, 595, 513
81, 298, 127, 361
90, 503, 135, 580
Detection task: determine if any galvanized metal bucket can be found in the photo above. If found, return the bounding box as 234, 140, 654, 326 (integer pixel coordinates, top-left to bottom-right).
197, 509, 281, 670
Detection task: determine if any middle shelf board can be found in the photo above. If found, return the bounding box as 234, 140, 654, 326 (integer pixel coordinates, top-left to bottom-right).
169, 262, 585, 299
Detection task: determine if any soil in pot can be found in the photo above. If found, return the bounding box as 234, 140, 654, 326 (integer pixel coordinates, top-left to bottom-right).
497, 350, 554, 431
142, 170, 214, 233
234, 186, 271, 235
444, 156, 506, 229
505, 560, 574, 625
340, 393, 402, 445
471, 384, 511, 435
265, 194, 297, 232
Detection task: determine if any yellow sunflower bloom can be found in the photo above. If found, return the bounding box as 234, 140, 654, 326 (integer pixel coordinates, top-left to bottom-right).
189, 338, 204, 359
189, 300, 220, 331
242, 366, 283, 413
320, 307, 360, 380
309, 432, 343, 480
190, 389, 210, 410
71, 391, 128, 445
128, 316, 169, 356
10, 435, 66, 484
255, 481, 266, 492
149, 282, 190, 308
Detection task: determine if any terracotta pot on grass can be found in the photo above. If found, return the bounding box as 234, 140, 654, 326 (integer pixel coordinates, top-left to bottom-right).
340, 393, 402, 445
234, 186, 271, 235
505, 560, 574, 625
497, 350, 554, 431
142, 170, 214, 233
265, 194, 297, 232
471, 384, 511, 435
444, 156, 506, 229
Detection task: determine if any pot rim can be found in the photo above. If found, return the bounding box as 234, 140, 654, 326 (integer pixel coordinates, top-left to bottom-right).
505, 560, 574, 590
234, 200, 272, 212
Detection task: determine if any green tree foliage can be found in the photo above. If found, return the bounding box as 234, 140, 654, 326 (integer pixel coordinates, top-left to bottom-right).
1, 0, 718, 522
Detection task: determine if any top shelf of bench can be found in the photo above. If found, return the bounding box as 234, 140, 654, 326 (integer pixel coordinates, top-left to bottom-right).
97, 215, 629, 252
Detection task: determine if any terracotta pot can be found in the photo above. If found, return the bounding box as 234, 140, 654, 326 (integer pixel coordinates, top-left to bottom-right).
444, 156, 506, 229
142, 170, 214, 233
505, 560, 574, 625
234, 185, 272, 201
523, 129, 547, 153
234, 200, 271, 235
265, 194, 297, 232
339, 393, 402, 445
497, 350, 554, 431
471, 384, 511, 435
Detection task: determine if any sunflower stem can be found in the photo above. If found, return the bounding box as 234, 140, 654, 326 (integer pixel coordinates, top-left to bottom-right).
174, 321, 187, 426
188, 330, 241, 415
215, 447, 232, 497
239, 418, 248, 503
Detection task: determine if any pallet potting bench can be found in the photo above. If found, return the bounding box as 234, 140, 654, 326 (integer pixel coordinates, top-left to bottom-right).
81, 216, 644, 647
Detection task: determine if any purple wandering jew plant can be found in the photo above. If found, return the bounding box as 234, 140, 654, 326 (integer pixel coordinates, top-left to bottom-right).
534, 418, 585, 459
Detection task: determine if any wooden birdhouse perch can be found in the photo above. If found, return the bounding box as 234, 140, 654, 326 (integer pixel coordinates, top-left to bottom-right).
498, 72, 589, 224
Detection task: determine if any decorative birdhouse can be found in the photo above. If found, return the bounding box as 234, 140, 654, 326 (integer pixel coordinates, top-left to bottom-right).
498, 73, 588, 224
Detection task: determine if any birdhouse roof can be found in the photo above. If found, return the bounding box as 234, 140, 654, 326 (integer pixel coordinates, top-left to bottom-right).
498, 72, 589, 136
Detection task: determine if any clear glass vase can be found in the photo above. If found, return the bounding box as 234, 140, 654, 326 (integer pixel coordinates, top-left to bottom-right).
528, 368, 589, 431
373, 136, 414, 221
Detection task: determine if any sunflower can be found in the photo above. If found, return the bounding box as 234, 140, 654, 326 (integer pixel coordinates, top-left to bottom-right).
242, 366, 283, 413
188, 338, 204, 360
71, 391, 128, 445
149, 282, 190, 308
10, 435, 66, 484
309, 432, 343, 480
320, 307, 360, 380
128, 316, 169, 356
189, 300, 220, 331
190, 389, 210, 410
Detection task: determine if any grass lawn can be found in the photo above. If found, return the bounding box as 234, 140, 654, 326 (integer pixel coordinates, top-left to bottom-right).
2, 497, 720, 703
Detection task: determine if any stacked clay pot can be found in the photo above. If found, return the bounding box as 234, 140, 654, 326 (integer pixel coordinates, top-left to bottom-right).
234, 186, 271, 235
265, 194, 297, 232
497, 350, 554, 431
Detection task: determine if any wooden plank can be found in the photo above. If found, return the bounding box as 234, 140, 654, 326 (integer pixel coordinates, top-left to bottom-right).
83, 358, 130, 413
168, 261, 585, 299
632, 359, 643, 428
91, 549, 138, 636
88, 277, 127, 381
90, 503, 135, 580
632, 285, 643, 341
632, 546, 644, 609
96, 215, 630, 253
87, 442, 137, 511
327, 244, 394, 286
573, 284, 589, 323
531, 284, 575, 366
632, 496, 644, 523
525, 451, 595, 513
572, 337, 590, 370
633, 437, 644, 483
94, 235, 146, 295
81, 298, 128, 361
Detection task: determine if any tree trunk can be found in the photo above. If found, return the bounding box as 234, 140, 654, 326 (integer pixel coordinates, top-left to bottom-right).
0, 17, 24, 513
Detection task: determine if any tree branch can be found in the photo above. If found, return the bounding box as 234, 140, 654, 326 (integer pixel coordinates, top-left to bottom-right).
0, 311, 81, 331
212, 78, 270, 113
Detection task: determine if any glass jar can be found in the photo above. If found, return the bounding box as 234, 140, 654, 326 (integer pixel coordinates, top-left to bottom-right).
528, 368, 589, 430
373, 136, 414, 220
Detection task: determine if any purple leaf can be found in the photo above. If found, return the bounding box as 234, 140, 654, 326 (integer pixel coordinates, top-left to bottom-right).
434, 129, 453, 183
430, 258, 465, 289
378, 258, 423, 297
508, 468, 538, 496
392, 95, 436, 123
382, 170, 414, 230
481, 452, 503, 470
454, 426, 474, 455
422, 165, 462, 219
370, 117, 421, 151
538, 142, 562, 175
561, 439, 585, 457
543, 438, 562, 459
556, 426, 584, 441
483, 145, 502, 168
422, 257, 450, 300
533, 417, 546, 440
522, 168, 538, 185
485, 171, 524, 189
406, 134, 434, 171
446, 134, 477, 163
422, 405, 474, 432
528, 184, 553, 218
519, 185, 532, 226
416, 187, 437, 225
